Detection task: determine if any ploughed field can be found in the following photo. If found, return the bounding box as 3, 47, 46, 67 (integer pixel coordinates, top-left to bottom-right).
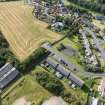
0, 1, 60, 61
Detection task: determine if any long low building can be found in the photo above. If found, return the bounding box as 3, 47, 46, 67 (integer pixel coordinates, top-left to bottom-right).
44, 58, 84, 88
42, 43, 80, 72
0, 63, 20, 90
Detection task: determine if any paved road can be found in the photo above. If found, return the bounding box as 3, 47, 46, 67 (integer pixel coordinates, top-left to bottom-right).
42, 43, 105, 77
85, 28, 105, 63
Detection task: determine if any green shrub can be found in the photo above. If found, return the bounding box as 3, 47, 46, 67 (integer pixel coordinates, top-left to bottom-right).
36, 71, 64, 95
60, 90, 76, 103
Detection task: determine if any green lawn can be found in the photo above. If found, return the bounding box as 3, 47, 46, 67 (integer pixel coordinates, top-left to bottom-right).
53, 37, 85, 70
42, 65, 87, 105
2, 66, 52, 105
3, 65, 88, 105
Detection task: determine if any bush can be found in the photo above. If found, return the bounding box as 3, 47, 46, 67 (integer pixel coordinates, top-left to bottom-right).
60, 90, 76, 103
0, 30, 47, 74
0, 31, 10, 67
36, 71, 64, 95
85, 64, 104, 73
68, 0, 105, 14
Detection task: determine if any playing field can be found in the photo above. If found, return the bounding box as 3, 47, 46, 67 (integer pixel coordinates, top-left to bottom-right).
0, 1, 60, 61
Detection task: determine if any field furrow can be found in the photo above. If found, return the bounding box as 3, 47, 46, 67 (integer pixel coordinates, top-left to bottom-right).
0, 1, 60, 61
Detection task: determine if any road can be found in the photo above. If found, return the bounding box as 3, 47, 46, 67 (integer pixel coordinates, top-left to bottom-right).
42, 43, 105, 78
85, 28, 105, 63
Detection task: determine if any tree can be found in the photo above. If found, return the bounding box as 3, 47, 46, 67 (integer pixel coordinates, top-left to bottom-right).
0, 90, 2, 105
61, 90, 76, 103
101, 5, 105, 14
64, 17, 74, 28
97, 0, 105, 4
36, 71, 64, 95
85, 64, 103, 73
68, 0, 105, 14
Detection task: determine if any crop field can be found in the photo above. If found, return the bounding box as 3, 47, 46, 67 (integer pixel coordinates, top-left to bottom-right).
0, 1, 60, 61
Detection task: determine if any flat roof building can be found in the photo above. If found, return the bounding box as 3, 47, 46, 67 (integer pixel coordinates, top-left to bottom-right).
44, 58, 84, 88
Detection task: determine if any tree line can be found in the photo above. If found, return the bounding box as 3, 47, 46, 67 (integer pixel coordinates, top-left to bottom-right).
0, 31, 48, 74
68, 0, 105, 15
35, 71, 85, 105
0, 31, 10, 67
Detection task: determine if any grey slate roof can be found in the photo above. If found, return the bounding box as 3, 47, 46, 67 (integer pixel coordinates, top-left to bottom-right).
56, 65, 69, 77
46, 58, 57, 68
68, 73, 84, 87
0, 63, 13, 79
42, 43, 80, 72
0, 63, 20, 89
45, 58, 84, 87
0, 70, 20, 89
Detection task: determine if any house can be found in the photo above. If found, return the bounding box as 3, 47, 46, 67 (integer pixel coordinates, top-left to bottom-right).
98, 78, 105, 97
51, 22, 64, 31
96, 16, 105, 21
0, 63, 20, 90
79, 29, 98, 66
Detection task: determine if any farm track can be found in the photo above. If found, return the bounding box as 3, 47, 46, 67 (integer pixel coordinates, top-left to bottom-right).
0, 1, 60, 61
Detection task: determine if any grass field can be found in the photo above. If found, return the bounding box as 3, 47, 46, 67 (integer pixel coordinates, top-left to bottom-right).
0, 1, 60, 61
2, 65, 87, 105
53, 37, 85, 70
2, 66, 52, 105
